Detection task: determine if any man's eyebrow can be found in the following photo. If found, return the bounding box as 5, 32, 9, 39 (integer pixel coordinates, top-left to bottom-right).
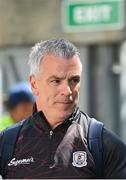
69, 75, 80, 79
47, 75, 63, 81
47, 75, 80, 82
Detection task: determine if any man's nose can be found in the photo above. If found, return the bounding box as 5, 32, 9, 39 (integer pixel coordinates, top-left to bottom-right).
60, 83, 72, 96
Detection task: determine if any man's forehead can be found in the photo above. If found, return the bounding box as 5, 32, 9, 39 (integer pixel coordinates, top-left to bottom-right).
40, 54, 82, 76
42, 54, 81, 64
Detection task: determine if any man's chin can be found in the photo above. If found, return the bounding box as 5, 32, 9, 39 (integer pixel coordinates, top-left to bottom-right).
54, 104, 77, 119
58, 110, 73, 120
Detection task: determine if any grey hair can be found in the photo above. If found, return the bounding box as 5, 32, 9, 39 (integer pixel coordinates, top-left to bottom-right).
28, 38, 81, 76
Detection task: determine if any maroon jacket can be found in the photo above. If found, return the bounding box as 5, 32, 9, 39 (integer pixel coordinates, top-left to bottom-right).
0, 107, 126, 178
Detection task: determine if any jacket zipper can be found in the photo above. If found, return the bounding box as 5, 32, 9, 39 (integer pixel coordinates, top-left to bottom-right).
48, 130, 53, 167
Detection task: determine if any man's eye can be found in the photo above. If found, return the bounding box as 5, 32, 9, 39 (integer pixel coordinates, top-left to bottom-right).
51, 79, 60, 85
70, 78, 80, 85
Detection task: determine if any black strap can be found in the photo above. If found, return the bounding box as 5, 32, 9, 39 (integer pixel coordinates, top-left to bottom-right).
1, 120, 25, 177
88, 118, 104, 178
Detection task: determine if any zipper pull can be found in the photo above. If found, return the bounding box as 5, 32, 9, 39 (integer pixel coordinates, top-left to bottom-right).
49, 130, 53, 139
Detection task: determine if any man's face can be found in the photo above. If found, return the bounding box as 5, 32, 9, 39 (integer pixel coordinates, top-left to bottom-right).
30, 54, 82, 125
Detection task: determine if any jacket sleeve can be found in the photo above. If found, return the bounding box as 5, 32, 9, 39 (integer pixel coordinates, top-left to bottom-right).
103, 127, 126, 178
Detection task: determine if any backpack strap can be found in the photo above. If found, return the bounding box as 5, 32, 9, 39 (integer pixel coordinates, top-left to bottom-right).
87, 118, 104, 178
0, 120, 25, 177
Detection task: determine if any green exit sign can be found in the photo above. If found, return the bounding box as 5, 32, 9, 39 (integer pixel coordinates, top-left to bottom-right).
62, 0, 125, 32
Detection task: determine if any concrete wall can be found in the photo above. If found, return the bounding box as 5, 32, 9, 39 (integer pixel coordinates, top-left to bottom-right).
0, 0, 62, 46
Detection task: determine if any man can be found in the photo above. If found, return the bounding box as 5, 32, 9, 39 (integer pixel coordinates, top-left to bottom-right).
0, 82, 34, 131
0, 38, 126, 178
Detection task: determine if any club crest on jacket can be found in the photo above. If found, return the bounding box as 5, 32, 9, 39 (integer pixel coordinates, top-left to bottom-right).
72, 151, 87, 167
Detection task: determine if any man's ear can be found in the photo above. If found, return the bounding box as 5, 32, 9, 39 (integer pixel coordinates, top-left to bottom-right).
29, 75, 39, 96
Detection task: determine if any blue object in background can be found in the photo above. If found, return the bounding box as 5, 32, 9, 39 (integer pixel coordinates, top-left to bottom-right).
8, 82, 35, 108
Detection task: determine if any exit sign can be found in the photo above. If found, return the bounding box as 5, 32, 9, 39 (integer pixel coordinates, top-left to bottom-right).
62, 0, 125, 32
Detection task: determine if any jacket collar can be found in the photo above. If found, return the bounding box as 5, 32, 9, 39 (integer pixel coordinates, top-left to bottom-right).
32, 103, 81, 132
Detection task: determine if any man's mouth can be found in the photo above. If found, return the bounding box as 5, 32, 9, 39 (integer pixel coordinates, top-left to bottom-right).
56, 101, 73, 104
